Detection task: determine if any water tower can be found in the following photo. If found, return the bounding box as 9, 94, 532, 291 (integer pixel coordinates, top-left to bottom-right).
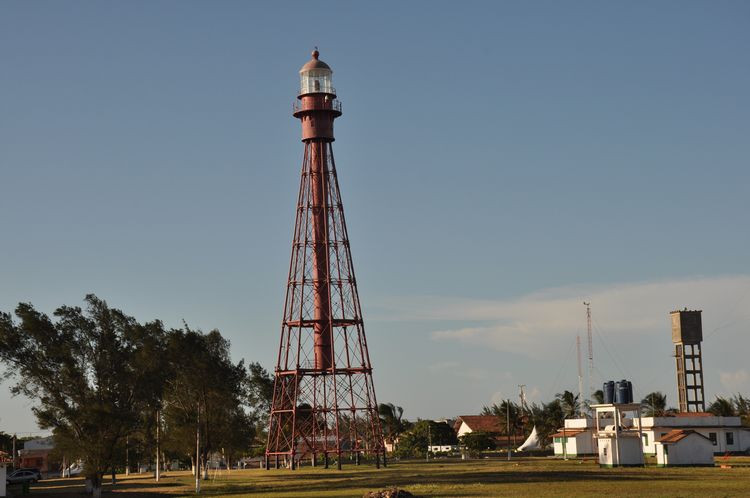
265, 50, 385, 469
670, 309, 705, 412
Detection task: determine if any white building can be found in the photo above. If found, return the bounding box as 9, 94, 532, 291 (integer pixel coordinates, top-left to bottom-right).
428, 445, 458, 453
655, 429, 714, 467
593, 403, 645, 467
552, 416, 616, 457
560, 412, 750, 459
453, 416, 503, 438
633, 413, 750, 456
551, 417, 599, 457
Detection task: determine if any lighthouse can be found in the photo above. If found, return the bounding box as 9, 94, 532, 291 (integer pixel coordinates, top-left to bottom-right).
265, 50, 385, 470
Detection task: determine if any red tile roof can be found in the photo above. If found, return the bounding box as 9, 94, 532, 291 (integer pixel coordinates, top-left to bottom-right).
455, 415, 503, 433
657, 429, 711, 444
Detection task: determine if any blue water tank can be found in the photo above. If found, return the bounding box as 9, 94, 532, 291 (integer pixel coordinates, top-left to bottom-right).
603, 381, 615, 404
615, 380, 629, 404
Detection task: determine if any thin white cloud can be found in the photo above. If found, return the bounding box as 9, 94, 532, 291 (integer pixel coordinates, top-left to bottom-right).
378, 275, 750, 361
719, 369, 749, 393
428, 360, 488, 381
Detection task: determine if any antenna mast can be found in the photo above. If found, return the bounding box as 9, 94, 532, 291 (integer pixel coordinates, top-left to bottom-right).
576, 334, 584, 417
584, 302, 593, 404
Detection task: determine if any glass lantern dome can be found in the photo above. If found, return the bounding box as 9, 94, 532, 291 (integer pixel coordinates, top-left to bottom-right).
299, 50, 335, 95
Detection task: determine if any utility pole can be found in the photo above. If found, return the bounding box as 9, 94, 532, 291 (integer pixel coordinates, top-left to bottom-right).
125, 437, 129, 476
576, 334, 584, 417
195, 412, 201, 494
506, 400, 511, 461
12, 434, 17, 470
584, 302, 594, 402
518, 385, 527, 440
155, 410, 161, 482
426, 423, 431, 462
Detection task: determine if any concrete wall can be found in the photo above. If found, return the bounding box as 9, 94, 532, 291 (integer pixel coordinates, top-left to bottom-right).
0, 465, 6, 497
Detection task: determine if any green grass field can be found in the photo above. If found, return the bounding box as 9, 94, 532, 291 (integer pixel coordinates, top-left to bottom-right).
17, 457, 750, 497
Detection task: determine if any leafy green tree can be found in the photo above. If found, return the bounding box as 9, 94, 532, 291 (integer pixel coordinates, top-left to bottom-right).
459, 431, 496, 457
0, 295, 165, 497
393, 420, 456, 458
245, 362, 275, 455
162, 327, 251, 478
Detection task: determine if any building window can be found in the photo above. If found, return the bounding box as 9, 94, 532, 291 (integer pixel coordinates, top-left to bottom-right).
642, 434, 649, 445
603, 447, 607, 456
726, 432, 734, 445
709, 432, 717, 445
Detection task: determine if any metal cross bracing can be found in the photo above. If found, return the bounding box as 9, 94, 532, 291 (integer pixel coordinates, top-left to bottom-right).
266, 53, 385, 469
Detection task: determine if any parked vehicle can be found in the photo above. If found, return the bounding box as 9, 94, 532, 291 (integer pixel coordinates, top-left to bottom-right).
16, 468, 42, 480
6, 470, 38, 485
63, 463, 83, 477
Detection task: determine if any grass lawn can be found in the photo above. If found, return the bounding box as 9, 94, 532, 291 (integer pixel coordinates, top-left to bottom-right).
18, 456, 750, 497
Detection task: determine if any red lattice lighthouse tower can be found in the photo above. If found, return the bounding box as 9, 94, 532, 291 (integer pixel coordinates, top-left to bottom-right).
265, 50, 385, 469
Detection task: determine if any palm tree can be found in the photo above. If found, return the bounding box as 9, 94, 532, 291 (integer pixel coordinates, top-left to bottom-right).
641, 391, 668, 417
378, 403, 407, 442
482, 400, 522, 443
591, 390, 605, 404
708, 396, 736, 417
556, 390, 580, 418
731, 394, 750, 426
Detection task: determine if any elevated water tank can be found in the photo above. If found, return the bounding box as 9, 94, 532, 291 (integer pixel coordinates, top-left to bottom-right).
603, 381, 615, 404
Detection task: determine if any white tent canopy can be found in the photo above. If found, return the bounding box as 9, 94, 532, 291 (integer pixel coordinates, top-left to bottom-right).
517, 426, 541, 451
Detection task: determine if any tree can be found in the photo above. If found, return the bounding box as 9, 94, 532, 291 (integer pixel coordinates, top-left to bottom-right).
162, 327, 251, 478
527, 400, 563, 448
393, 420, 456, 459
591, 389, 605, 404
244, 362, 275, 456
556, 391, 580, 418
640, 391, 673, 417
708, 396, 736, 417
0, 295, 166, 497
379, 403, 408, 444
731, 394, 750, 427
459, 431, 496, 457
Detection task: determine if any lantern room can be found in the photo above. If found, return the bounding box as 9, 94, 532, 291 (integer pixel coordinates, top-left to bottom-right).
299, 49, 335, 96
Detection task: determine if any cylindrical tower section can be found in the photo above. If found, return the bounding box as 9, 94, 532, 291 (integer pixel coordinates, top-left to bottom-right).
293, 49, 342, 142
294, 50, 341, 370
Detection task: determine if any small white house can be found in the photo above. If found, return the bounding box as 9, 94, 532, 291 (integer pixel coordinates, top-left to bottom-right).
453, 416, 503, 438
552, 429, 596, 457
655, 430, 714, 467
552, 417, 604, 457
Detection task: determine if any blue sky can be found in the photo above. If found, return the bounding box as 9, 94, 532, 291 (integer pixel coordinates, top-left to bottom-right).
1, 1, 749, 433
